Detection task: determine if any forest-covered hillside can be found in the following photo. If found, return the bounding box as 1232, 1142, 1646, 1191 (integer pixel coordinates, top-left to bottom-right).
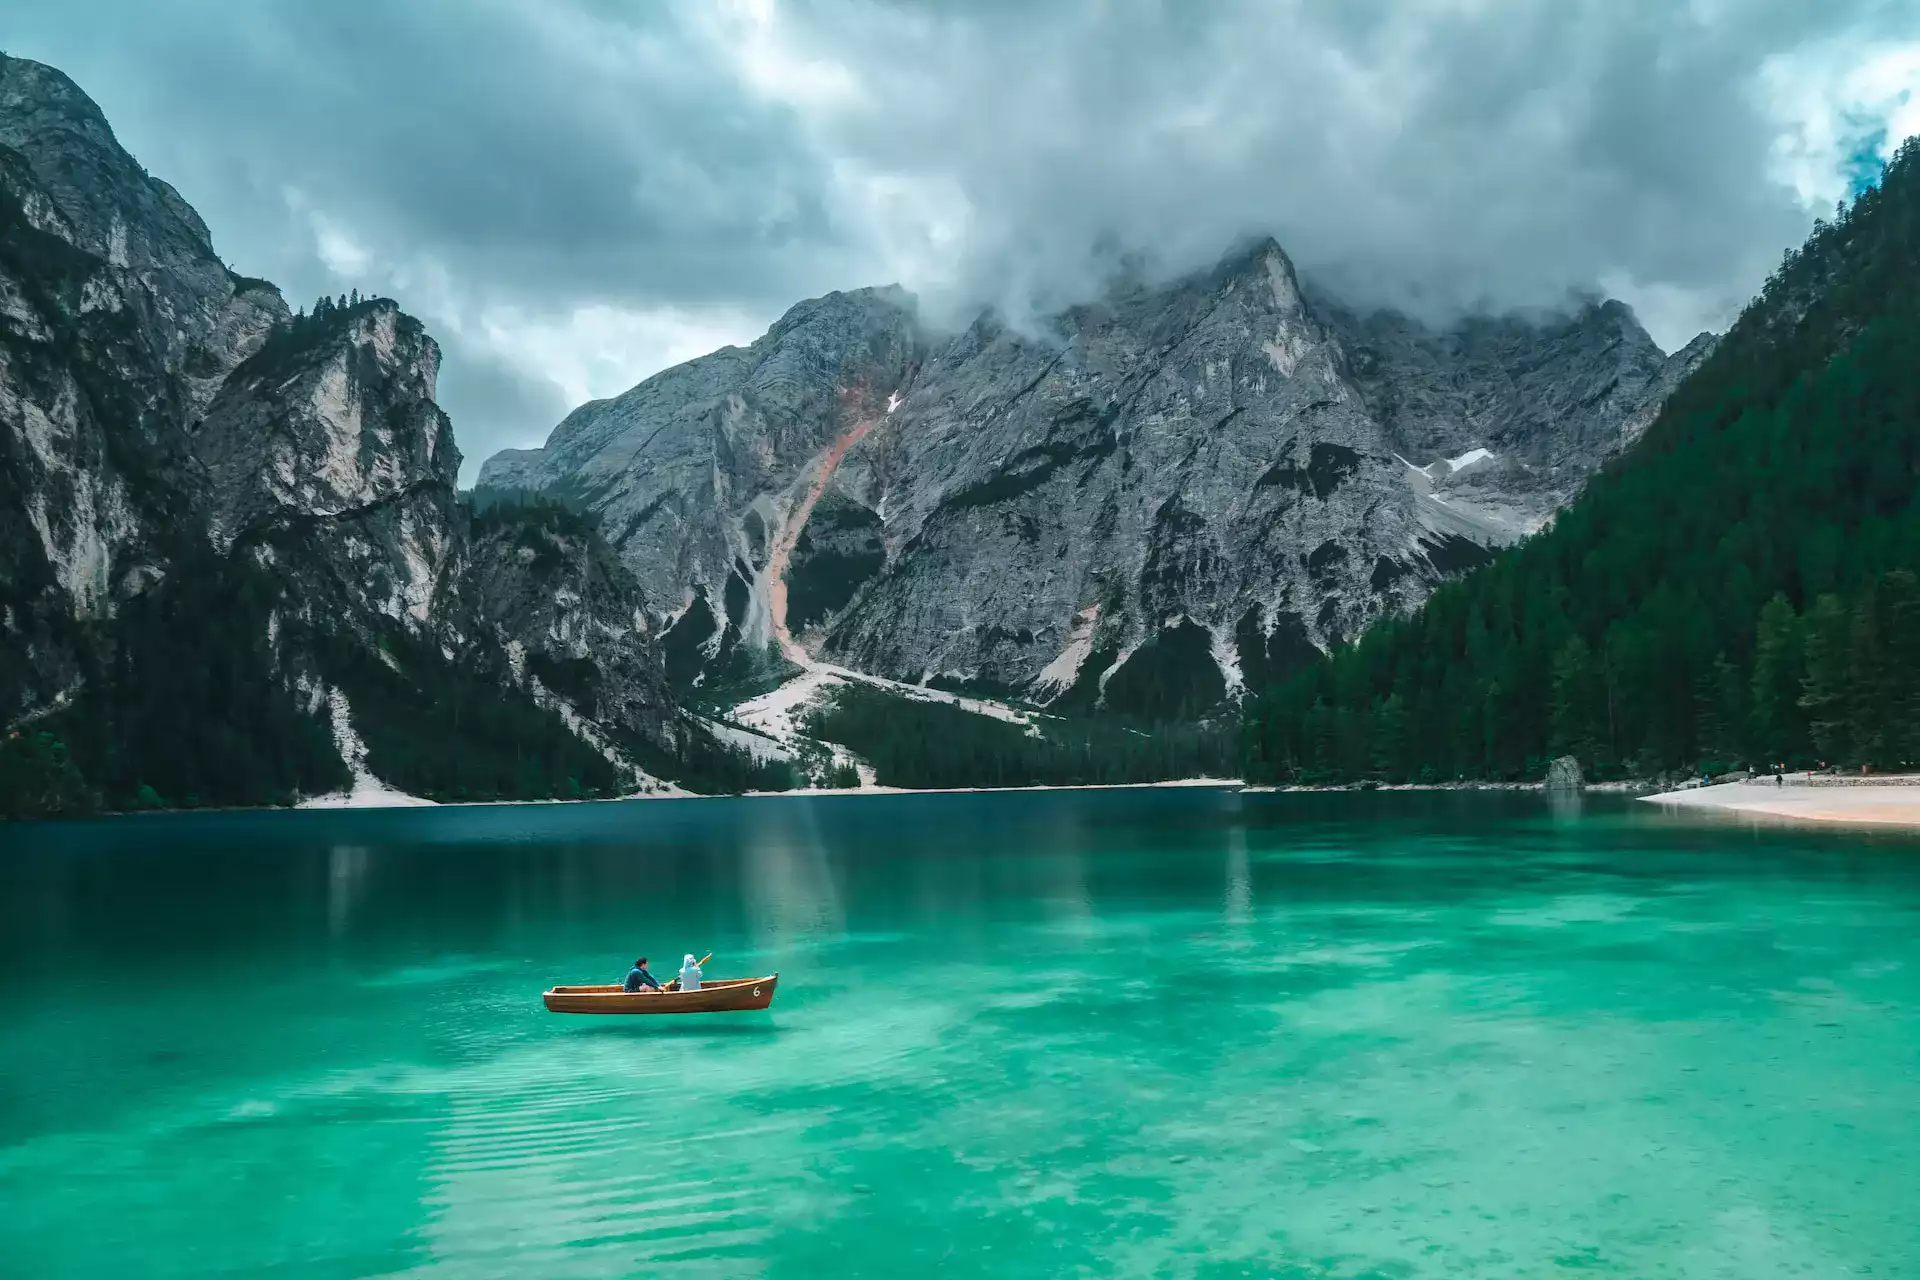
805, 683, 1235, 790
1244, 138, 1920, 784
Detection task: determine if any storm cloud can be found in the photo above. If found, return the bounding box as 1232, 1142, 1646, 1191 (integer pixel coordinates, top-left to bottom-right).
9, 0, 1918, 478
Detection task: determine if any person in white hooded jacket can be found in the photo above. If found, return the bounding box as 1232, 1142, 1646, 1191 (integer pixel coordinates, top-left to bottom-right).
677, 954, 702, 992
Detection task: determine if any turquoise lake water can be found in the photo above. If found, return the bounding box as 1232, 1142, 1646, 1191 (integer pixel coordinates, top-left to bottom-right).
1, 788, 1917, 1278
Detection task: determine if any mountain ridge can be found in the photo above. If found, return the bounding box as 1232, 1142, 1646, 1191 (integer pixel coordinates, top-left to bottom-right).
0, 50, 1721, 815
1242, 135, 1920, 784
480, 238, 1710, 717
0, 54, 712, 813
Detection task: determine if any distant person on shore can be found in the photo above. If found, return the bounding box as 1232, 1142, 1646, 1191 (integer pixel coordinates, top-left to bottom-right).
678, 953, 702, 992
623, 957, 661, 993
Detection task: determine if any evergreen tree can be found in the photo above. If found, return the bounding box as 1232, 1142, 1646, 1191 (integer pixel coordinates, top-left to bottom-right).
1881, 569, 1920, 764
1371, 692, 1410, 780
1801, 594, 1851, 765
1693, 652, 1747, 768
1846, 579, 1891, 766
1750, 594, 1806, 766
1550, 635, 1603, 763
1305, 697, 1337, 780
0, 731, 96, 819
800, 684, 1233, 789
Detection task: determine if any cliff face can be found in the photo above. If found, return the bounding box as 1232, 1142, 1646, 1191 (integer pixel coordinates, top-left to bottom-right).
0, 53, 287, 729
483, 241, 1710, 712
0, 56, 679, 807
189, 300, 463, 635
481, 287, 920, 691
460, 498, 674, 755
0, 54, 279, 414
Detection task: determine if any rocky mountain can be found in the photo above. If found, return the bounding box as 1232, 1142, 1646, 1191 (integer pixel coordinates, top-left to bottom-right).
1242, 134, 1920, 784
0, 50, 1721, 814
481, 242, 1712, 717
0, 55, 690, 812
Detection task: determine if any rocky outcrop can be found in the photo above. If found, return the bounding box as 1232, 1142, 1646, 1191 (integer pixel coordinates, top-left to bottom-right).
0, 54, 278, 414
1324, 297, 1719, 532
1613, 331, 1717, 457
1545, 755, 1584, 791
484, 240, 1709, 714
483, 286, 918, 691
460, 498, 673, 751
0, 56, 686, 804
202, 303, 682, 790
192, 303, 456, 556
0, 53, 290, 728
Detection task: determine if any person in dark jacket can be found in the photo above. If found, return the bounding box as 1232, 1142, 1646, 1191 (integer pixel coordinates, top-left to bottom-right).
623, 957, 661, 993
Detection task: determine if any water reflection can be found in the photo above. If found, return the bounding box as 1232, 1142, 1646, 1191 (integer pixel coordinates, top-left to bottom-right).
1225, 826, 1252, 926
739, 799, 845, 955
326, 844, 370, 938
1033, 803, 1095, 927
1545, 786, 1585, 823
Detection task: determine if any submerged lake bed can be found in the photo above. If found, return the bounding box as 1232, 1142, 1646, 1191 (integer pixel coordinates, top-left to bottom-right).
2, 789, 1917, 1277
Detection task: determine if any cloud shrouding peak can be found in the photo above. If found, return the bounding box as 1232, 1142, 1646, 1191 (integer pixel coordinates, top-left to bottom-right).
7, 0, 1918, 477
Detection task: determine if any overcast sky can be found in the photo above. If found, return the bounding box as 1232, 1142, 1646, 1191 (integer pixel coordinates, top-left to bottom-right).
10, 0, 1919, 482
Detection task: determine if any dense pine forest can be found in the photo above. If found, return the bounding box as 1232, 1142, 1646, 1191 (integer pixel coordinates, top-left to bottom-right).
2, 540, 355, 822
309, 621, 624, 804
1243, 138, 1920, 785
0, 494, 789, 818
807, 683, 1235, 790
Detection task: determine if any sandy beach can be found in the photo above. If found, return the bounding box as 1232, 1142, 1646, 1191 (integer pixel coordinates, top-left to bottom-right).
1643, 776, 1920, 829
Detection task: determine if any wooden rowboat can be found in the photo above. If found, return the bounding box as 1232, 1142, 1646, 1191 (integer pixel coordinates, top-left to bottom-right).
542, 974, 778, 1015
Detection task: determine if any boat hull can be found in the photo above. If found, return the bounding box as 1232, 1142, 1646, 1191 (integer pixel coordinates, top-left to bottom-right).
542, 974, 778, 1015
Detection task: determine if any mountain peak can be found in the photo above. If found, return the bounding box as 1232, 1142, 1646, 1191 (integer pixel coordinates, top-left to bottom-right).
0, 54, 112, 137
763, 283, 917, 344
1198, 235, 1309, 321
0, 52, 234, 355
1213, 233, 1295, 282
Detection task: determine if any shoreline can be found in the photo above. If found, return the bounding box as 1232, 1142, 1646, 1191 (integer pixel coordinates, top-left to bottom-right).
40, 772, 1920, 829
30, 776, 1254, 822
1641, 776, 1920, 830
1244, 780, 1651, 794
124, 774, 1665, 819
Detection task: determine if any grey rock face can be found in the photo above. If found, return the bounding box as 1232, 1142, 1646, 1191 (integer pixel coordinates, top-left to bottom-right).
0, 55, 286, 419
194, 303, 675, 772
192, 302, 458, 567
1321, 296, 1717, 532
1613, 331, 1717, 457
1545, 755, 1584, 791
0, 56, 679, 789
826, 243, 1439, 699
0, 78, 213, 722
474, 447, 545, 492
784, 488, 885, 643
189, 299, 463, 641
1322, 297, 1664, 470
459, 501, 673, 750
478, 285, 919, 689
0, 55, 302, 732
486, 239, 1705, 712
